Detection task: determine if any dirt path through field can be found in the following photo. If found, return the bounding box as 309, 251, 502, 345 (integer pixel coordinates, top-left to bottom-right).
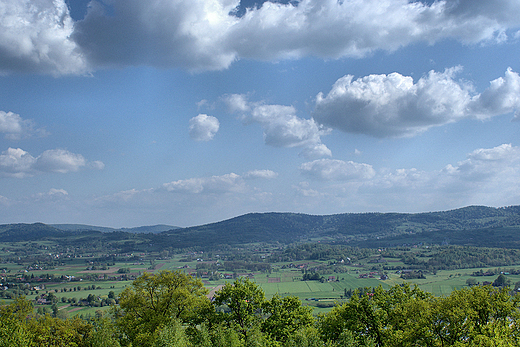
68, 307, 83, 313
78, 268, 121, 274
207, 285, 223, 299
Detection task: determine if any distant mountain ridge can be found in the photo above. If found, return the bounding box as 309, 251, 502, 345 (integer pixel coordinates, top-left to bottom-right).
0, 223, 66, 242
162, 205, 520, 246
51, 224, 178, 234
1, 205, 520, 248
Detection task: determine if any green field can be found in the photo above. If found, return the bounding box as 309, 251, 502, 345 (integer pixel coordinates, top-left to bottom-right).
3, 244, 520, 316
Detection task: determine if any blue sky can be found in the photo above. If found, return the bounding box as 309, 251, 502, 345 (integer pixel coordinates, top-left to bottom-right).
0, 0, 519, 227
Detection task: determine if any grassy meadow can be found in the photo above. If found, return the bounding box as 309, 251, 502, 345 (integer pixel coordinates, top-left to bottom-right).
3, 245, 520, 316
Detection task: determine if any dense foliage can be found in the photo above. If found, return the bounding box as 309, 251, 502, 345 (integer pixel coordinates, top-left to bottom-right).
163, 205, 520, 248
405, 246, 520, 270
272, 243, 375, 262
2, 270, 520, 346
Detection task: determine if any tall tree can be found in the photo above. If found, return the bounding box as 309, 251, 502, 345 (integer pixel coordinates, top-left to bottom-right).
318, 284, 432, 346
114, 270, 211, 347
261, 294, 314, 343
213, 277, 266, 338
0, 297, 33, 347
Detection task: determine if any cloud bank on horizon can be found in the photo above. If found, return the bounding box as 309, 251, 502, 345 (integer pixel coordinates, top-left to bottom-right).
0, 0, 519, 227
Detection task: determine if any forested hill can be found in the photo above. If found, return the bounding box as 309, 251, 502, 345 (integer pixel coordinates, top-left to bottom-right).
2, 205, 520, 248
0, 223, 65, 242
51, 224, 178, 234
162, 205, 520, 247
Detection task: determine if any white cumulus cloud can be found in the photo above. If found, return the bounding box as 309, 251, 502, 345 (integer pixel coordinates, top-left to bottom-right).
4, 0, 520, 74
228, 0, 520, 61
244, 169, 278, 179
293, 181, 321, 198
88, 161, 106, 170
163, 173, 246, 194
313, 68, 520, 138
224, 94, 331, 159
376, 144, 520, 208
32, 188, 69, 202
299, 144, 333, 160
470, 68, 520, 120
0, 147, 36, 178
300, 159, 376, 181
445, 143, 520, 181
189, 114, 220, 141
0, 0, 88, 75
48, 188, 68, 196
91, 170, 279, 226
0, 194, 9, 206
0, 147, 104, 178
35, 149, 87, 173
73, 0, 238, 72
0, 111, 48, 140
295, 143, 520, 213
76, 0, 520, 71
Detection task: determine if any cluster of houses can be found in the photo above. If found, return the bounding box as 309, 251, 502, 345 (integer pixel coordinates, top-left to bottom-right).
281, 263, 309, 269
0, 282, 46, 291
191, 271, 255, 280
36, 294, 52, 305
25, 263, 47, 271
358, 272, 389, 280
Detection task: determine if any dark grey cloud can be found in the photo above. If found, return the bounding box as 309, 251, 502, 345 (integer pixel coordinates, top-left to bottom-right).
72, 0, 237, 71
2, 0, 520, 75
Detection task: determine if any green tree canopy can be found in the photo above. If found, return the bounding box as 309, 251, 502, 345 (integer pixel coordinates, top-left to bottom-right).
261, 294, 314, 343
493, 274, 511, 287
212, 277, 266, 338
0, 297, 34, 347
114, 270, 211, 347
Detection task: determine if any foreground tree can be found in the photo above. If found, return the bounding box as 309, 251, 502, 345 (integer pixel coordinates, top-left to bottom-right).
154, 319, 192, 347
113, 270, 211, 347
261, 294, 314, 343
493, 274, 511, 288
319, 284, 437, 346
212, 277, 315, 345
319, 283, 520, 347
26, 315, 92, 347
0, 297, 33, 347
4, 273, 520, 346
87, 317, 121, 347
429, 285, 520, 345
212, 277, 266, 338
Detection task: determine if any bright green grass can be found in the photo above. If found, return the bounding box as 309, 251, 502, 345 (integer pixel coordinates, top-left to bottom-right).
60, 303, 112, 318
6, 254, 520, 316
259, 274, 390, 301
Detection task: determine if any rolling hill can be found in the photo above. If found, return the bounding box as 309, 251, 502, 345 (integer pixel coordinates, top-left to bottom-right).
161, 205, 520, 247
51, 224, 178, 234
2, 205, 520, 249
